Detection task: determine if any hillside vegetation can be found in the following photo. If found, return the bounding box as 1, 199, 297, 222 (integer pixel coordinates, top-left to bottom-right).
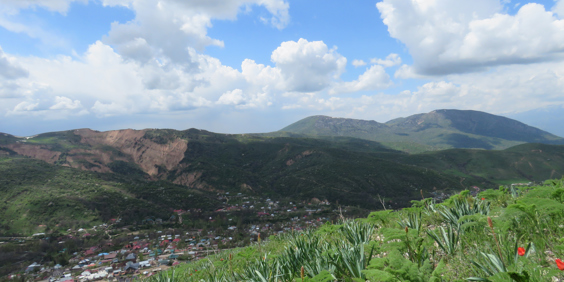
0, 155, 220, 236
0, 129, 465, 211
277, 110, 564, 152
1, 128, 564, 222
145, 178, 564, 281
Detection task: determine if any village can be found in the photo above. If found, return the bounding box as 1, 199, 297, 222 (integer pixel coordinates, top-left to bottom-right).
3, 192, 360, 282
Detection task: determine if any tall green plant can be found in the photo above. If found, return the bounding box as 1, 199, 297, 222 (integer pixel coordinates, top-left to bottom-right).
427, 225, 459, 256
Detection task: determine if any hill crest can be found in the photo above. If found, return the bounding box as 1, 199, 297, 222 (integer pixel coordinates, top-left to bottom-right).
279, 109, 564, 151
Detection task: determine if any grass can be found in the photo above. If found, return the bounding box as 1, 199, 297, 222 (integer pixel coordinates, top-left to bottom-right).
144, 178, 564, 281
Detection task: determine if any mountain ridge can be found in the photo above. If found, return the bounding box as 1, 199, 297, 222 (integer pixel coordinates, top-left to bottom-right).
2, 112, 564, 235
278, 109, 564, 152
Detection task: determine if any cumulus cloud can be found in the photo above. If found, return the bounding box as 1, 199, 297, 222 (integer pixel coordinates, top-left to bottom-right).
271, 38, 347, 92
0, 82, 22, 98
0, 47, 28, 80
330, 65, 392, 95
352, 59, 367, 67
49, 96, 83, 110
12, 100, 38, 112
376, 0, 564, 75
371, 53, 401, 68
0, 47, 28, 99
101, 0, 289, 69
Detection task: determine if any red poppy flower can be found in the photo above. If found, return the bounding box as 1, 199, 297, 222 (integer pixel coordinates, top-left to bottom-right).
557, 259, 564, 271
517, 247, 525, 256
481, 198, 485, 200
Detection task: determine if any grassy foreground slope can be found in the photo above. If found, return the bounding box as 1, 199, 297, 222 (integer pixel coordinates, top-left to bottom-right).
147, 178, 564, 281
0, 155, 220, 236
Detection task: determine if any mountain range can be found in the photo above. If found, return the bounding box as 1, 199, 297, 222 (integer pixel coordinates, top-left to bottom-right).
1, 109, 564, 235
276, 109, 564, 152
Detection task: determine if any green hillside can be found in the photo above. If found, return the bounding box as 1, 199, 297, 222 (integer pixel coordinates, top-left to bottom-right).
0, 155, 220, 236
378, 143, 564, 185
2, 126, 564, 237
171, 134, 462, 208
0, 133, 20, 146
2, 128, 564, 218
144, 179, 564, 281
277, 110, 564, 152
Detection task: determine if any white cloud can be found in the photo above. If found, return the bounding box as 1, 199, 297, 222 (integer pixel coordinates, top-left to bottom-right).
91, 101, 130, 117
12, 100, 38, 112
553, 0, 564, 18
376, 0, 564, 75
217, 89, 245, 106
0, 82, 22, 98
50, 96, 83, 110
370, 53, 402, 68
352, 59, 367, 67
330, 65, 392, 94
0, 0, 87, 15
271, 38, 347, 92
0, 47, 28, 79
101, 0, 289, 69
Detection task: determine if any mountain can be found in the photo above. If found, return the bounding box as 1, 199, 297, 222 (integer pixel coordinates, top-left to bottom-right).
0, 129, 462, 212
278, 109, 564, 152
2, 111, 564, 235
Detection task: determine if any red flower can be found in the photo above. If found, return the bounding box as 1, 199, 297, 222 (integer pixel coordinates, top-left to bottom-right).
481, 198, 485, 200
557, 259, 564, 271
517, 247, 525, 256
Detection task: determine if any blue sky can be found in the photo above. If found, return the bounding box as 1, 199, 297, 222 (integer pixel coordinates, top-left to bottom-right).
1, 0, 564, 137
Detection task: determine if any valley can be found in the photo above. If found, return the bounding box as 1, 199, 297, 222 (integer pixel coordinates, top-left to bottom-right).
1, 109, 564, 280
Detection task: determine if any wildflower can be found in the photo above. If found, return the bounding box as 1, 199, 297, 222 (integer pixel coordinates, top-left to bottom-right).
481, 198, 485, 200
518, 247, 525, 256
556, 259, 564, 271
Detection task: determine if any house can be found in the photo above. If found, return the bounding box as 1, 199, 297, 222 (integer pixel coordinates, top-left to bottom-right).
124, 262, 140, 273
125, 253, 137, 261
158, 259, 170, 265
104, 253, 117, 260
25, 262, 41, 273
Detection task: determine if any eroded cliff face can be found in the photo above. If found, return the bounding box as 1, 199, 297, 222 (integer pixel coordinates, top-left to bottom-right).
5, 143, 62, 164
74, 129, 188, 176
1, 129, 190, 178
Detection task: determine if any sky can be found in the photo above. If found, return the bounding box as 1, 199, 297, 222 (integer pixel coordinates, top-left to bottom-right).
1, 0, 564, 137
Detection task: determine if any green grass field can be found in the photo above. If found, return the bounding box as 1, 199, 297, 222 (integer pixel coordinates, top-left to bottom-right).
144, 179, 564, 281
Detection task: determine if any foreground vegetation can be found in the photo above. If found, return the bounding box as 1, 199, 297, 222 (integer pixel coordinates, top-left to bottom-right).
146, 179, 564, 281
